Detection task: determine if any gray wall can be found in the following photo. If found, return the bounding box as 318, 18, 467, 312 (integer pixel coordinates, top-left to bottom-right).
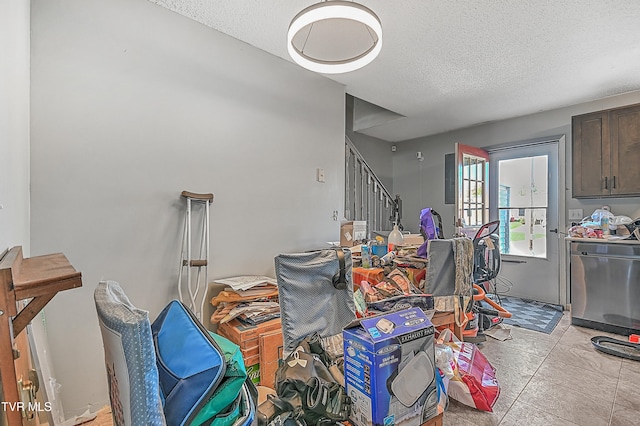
346, 96, 394, 194
0, 0, 30, 254
31, 0, 345, 418
347, 132, 395, 196
394, 91, 640, 235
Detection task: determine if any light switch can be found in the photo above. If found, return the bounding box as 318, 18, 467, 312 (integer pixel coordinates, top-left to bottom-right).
568, 209, 584, 220
317, 168, 325, 183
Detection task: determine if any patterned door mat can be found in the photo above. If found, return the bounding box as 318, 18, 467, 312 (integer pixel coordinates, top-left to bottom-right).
499, 296, 563, 334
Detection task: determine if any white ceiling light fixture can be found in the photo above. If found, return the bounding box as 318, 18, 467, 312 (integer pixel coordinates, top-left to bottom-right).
287, 1, 382, 74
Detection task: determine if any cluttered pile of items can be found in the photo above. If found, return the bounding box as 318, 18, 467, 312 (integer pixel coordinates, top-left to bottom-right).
568, 207, 640, 240
93, 191, 511, 426
205, 208, 507, 426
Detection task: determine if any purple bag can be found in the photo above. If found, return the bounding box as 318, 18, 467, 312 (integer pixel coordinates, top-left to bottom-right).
417, 208, 440, 258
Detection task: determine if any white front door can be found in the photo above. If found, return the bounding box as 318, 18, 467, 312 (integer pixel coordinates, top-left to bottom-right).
488, 138, 562, 305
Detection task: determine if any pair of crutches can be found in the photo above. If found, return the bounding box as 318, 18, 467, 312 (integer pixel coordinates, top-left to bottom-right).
178, 191, 213, 323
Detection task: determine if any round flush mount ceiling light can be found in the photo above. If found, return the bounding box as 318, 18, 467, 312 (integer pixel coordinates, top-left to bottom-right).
287, 1, 382, 74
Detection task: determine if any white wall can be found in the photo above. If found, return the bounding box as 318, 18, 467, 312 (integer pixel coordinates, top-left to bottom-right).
0, 0, 30, 254
394, 91, 640, 235
30, 0, 345, 417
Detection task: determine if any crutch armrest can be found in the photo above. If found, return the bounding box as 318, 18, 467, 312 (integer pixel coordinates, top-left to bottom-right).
181, 191, 214, 202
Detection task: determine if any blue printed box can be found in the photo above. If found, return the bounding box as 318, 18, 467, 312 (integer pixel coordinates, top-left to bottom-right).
343, 308, 437, 426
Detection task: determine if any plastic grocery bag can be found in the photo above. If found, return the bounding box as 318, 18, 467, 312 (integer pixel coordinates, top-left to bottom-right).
436, 329, 500, 412
591, 209, 614, 222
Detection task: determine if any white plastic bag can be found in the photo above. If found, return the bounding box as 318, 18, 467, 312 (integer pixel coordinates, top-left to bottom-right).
591, 209, 614, 222
611, 215, 633, 226
435, 341, 455, 378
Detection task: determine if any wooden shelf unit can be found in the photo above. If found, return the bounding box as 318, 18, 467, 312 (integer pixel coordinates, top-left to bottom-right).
0, 246, 82, 425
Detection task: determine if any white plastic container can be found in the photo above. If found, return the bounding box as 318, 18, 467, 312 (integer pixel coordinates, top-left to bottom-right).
602, 216, 610, 235
387, 224, 404, 252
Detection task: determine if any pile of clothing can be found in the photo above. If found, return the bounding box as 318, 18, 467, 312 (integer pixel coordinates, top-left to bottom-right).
210, 276, 280, 325
352, 264, 433, 318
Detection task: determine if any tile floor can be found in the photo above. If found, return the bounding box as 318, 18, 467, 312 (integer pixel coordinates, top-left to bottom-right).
441, 313, 640, 426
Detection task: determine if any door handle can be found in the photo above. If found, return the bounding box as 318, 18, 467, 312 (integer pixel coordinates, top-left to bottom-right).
605, 176, 608, 190
613, 175, 616, 189
550, 228, 558, 233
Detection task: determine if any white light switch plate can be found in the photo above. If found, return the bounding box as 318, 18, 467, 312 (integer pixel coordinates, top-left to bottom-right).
568, 209, 584, 220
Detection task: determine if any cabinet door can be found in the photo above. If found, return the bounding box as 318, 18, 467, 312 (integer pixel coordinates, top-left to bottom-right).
610, 104, 640, 196
572, 111, 610, 197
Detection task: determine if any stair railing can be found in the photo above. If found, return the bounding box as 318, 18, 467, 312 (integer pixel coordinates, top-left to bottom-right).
345, 136, 399, 238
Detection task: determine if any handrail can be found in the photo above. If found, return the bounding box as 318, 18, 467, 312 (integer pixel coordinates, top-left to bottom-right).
345, 135, 398, 235
345, 136, 394, 201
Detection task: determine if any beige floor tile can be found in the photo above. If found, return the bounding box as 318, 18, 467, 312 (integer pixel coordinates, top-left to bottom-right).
533, 352, 618, 403
517, 374, 612, 426
441, 395, 514, 426
478, 340, 547, 375
557, 311, 572, 326
488, 364, 533, 401
615, 368, 640, 411
508, 323, 562, 341
442, 411, 476, 426
477, 326, 558, 358
610, 403, 640, 426
559, 324, 622, 347
546, 340, 622, 378
548, 315, 570, 339
621, 358, 640, 375
499, 399, 582, 426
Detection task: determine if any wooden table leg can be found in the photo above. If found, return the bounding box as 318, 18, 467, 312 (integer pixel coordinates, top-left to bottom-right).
0, 313, 23, 425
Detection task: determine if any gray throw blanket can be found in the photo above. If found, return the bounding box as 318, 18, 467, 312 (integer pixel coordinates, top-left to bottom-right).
425, 238, 474, 321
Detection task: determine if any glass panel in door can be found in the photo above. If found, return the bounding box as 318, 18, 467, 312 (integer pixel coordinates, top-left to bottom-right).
497, 155, 548, 258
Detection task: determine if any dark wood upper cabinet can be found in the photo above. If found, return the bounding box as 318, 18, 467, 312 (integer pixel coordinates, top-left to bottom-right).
572, 103, 640, 198
610, 105, 640, 196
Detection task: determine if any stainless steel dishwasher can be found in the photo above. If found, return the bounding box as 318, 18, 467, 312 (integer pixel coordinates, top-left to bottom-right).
570, 241, 640, 335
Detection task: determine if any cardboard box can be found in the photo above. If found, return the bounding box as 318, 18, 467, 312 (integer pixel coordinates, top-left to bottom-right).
343, 308, 437, 426
341, 221, 367, 247
401, 233, 425, 246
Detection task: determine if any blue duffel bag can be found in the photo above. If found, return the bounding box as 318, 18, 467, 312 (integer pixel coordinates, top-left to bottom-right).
152, 300, 256, 426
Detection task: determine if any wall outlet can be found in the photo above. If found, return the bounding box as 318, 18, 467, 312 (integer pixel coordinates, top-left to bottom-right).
568, 209, 584, 220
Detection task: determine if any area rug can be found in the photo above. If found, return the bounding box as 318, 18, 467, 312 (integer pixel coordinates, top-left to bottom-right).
499, 296, 563, 334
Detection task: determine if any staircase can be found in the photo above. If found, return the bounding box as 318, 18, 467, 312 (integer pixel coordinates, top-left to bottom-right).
345, 136, 399, 238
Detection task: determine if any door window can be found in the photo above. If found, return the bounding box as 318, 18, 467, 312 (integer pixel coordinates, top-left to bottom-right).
456, 144, 489, 228
497, 155, 548, 258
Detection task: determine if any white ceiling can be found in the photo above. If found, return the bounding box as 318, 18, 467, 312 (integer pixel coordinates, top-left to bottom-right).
148, 0, 640, 142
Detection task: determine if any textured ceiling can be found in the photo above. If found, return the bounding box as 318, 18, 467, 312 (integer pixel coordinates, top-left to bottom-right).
148, 0, 640, 142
